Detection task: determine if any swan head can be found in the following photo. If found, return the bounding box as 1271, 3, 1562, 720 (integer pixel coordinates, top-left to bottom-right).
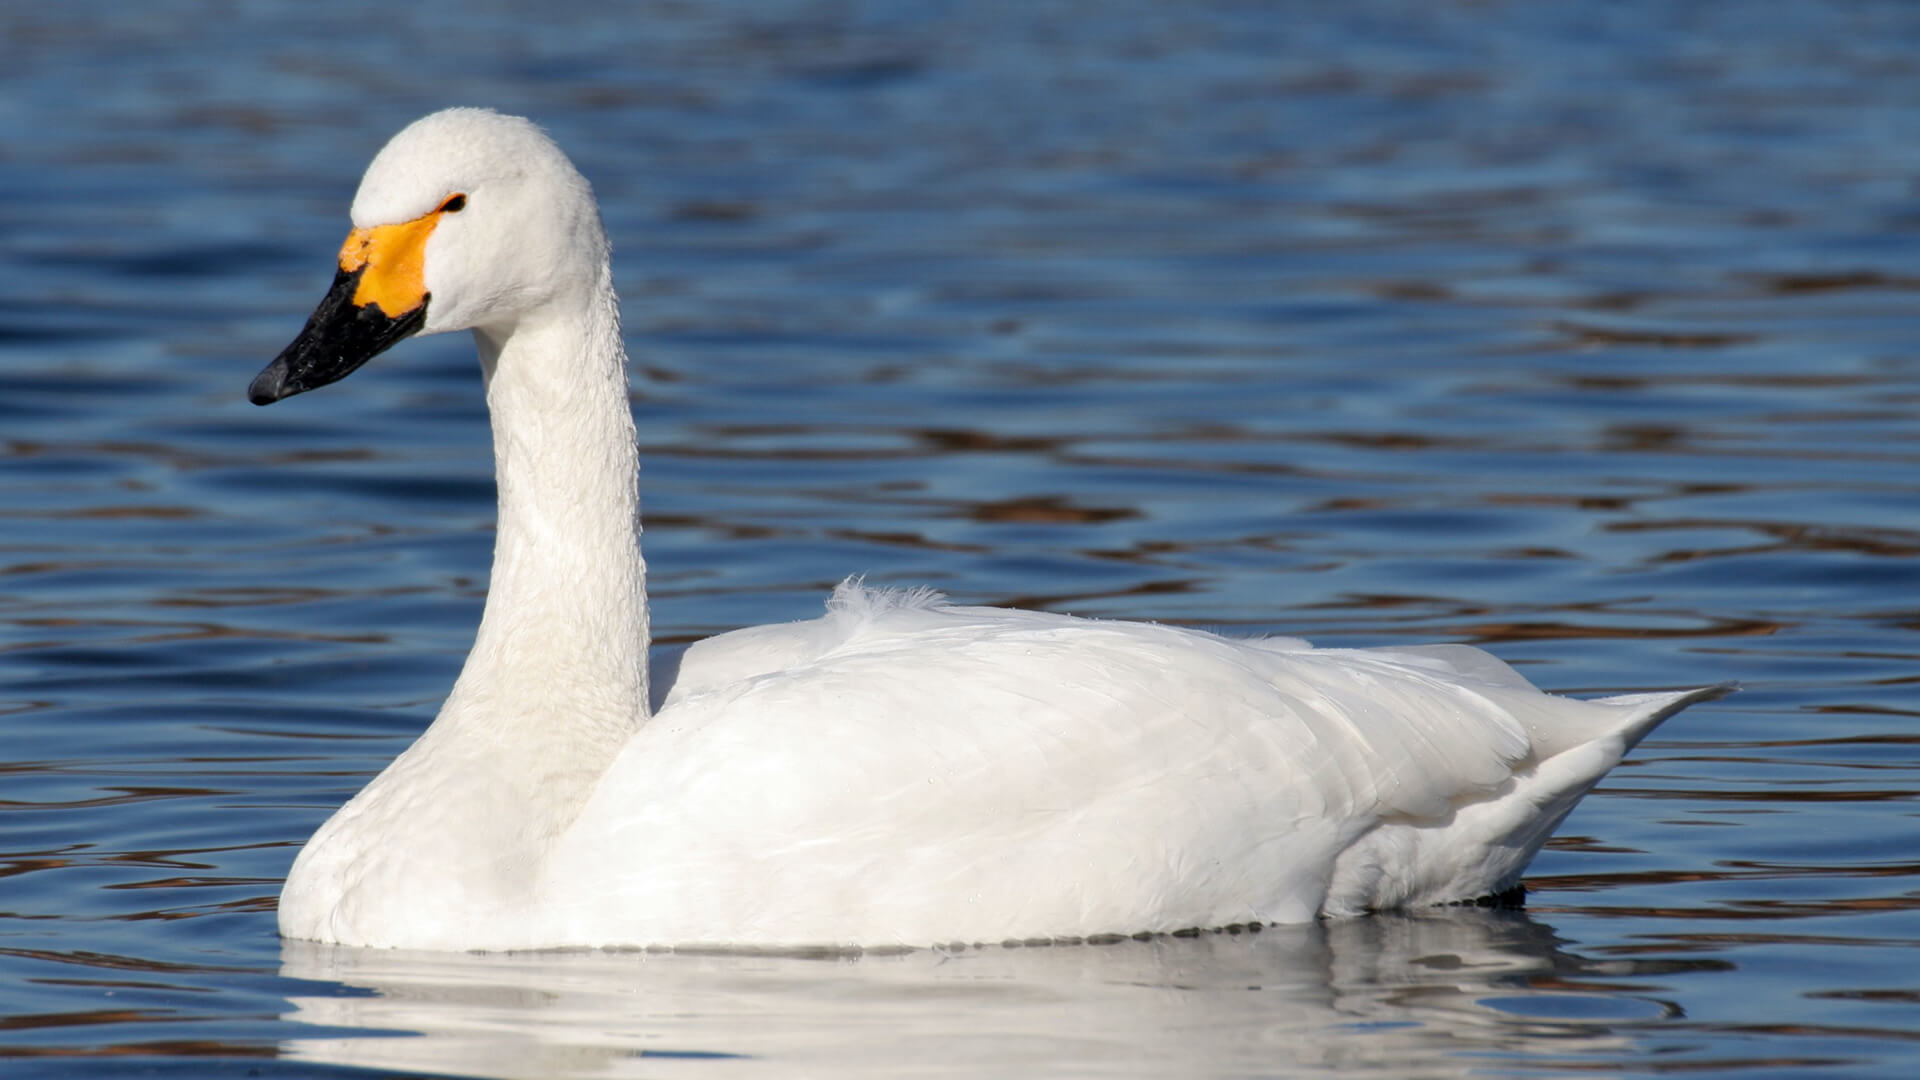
250, 108, 606, 405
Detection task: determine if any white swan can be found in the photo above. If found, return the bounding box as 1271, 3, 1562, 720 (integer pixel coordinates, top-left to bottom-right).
253, 108, 1727, 951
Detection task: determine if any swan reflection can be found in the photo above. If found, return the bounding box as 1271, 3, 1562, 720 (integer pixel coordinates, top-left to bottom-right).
281, 908, 1667, 1077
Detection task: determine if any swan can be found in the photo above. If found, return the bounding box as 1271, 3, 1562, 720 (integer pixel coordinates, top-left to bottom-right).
252, 108, 1728, 951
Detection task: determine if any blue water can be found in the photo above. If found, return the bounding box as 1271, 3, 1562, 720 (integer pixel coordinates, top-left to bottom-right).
5, 1, 1920, 1075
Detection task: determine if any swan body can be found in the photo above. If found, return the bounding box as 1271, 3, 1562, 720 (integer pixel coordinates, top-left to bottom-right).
256, 109, 1726, 951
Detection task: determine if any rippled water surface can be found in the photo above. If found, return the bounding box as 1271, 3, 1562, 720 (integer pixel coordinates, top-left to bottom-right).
6, 1, 1920, 1076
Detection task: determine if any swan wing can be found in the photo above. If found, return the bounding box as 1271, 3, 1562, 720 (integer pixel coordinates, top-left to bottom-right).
540, 585, 1617, 947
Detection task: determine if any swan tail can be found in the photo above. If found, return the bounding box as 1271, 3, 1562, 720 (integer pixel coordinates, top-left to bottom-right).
1323, 681, 1734, 917
1593, 680, 1738, 753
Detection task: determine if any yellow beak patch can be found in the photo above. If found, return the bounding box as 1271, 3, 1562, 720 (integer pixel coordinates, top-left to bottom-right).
337, 203, 454, 317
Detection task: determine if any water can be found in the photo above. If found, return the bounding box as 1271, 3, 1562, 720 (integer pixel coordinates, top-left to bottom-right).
4, 0, 1920, 1075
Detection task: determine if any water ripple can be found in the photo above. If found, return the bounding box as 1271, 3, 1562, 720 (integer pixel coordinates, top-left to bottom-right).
4, 0, 1920, 1076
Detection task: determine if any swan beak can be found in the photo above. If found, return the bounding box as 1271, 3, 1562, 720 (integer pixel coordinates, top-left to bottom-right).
250, 211, 445, 405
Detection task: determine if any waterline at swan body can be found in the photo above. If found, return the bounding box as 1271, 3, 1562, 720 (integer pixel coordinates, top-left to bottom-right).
253, 108, 1727, 951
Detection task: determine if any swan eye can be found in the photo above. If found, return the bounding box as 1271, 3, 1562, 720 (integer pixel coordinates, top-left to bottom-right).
438, 194, 467, 214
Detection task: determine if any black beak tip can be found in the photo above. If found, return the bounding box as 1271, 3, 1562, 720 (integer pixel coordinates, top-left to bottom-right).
248, 361, 293, 406
253, 268, 427, 406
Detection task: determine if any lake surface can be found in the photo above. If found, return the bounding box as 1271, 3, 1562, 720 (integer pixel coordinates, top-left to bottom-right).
5, 1, 1920, 1075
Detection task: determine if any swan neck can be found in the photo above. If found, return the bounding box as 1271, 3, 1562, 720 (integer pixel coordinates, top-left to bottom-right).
458, 278, 649, 743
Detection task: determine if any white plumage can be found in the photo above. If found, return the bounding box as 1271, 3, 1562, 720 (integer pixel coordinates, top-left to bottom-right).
260, 108, 1726, 951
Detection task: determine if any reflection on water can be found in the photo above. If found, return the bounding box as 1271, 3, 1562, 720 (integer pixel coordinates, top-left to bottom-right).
5, 0, 1920, 1076
278, 910, 1695, 1079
